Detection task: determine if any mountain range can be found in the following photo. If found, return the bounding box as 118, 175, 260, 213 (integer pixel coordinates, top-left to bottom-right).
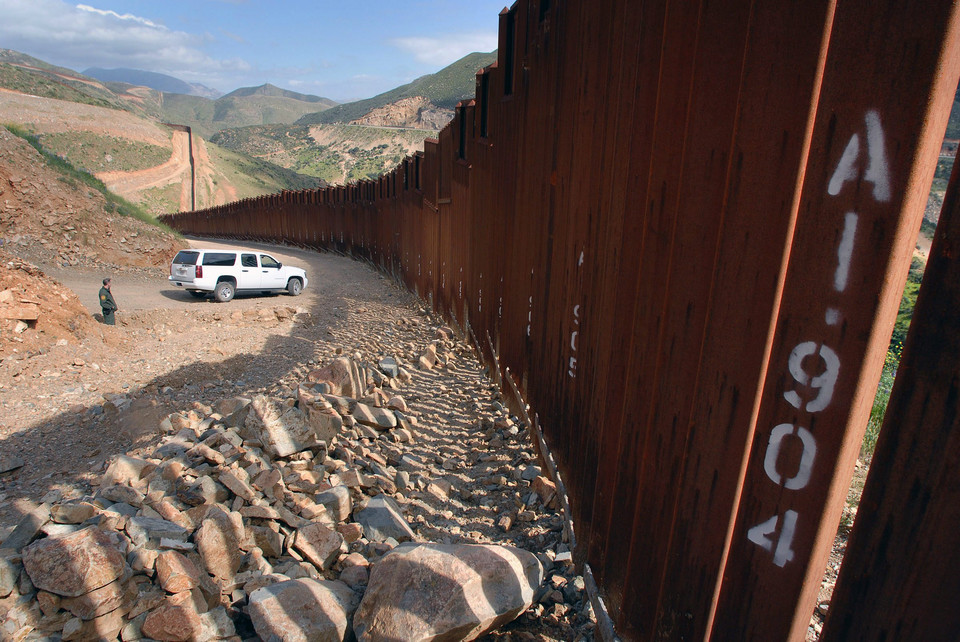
0, 47, 497, 211
82, 67, 222, 99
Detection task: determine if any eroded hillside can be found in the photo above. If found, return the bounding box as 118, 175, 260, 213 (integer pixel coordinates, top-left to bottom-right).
212, 122, 434, 185
0, 90, 321, 215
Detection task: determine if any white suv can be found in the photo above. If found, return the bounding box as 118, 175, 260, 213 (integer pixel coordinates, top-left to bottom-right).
169, 248, 308, 302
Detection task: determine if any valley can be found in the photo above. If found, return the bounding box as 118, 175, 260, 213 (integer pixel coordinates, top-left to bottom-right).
0, 48, 495, 215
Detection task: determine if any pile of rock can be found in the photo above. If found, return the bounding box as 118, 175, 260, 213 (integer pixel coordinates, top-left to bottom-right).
0, 340, 550, 641
0, 287, 40, 337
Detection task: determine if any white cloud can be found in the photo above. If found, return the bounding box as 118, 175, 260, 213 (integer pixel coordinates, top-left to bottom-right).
75, 4, 160, 28
0, 0, 247, 88
390, 31, 497, 67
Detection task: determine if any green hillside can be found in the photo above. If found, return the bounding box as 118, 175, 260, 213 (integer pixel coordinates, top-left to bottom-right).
211, 123, 432, 185
0, 49, 128, 111
205, 141, 326, 195
222, 83, 335, 105
0, 63, 116, 109
159, 84, 337, 138
299, 51, 497, 125
946, 83, 960, 139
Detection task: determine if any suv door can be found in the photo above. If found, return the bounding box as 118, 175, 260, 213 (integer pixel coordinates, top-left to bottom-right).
237, 253, 261, 290
259, 253, 287, 289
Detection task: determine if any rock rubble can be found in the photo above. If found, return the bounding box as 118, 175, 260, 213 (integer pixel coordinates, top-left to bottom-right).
0, 327, 597, 641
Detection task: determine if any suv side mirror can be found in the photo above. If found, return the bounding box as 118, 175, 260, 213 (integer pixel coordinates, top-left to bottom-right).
276, 262, 282, 269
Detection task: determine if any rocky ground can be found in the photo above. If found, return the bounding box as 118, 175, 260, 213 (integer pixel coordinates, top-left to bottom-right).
1, 120, 599, 640
0, 247, 598, 640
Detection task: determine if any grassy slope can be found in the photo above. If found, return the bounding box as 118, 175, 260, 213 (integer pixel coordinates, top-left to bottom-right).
3, 124, 174, 231
299, 51, 497, 125
946, 83, 960, 139
0, 52, 324, 207
205, 141, 325, 197
37, 131, 170, 174
222, 83, 336, 106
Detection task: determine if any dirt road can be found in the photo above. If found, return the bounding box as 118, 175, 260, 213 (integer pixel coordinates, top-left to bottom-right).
0, 240, 596, 639
44, 237, 327, 315
0, 238, 416, 527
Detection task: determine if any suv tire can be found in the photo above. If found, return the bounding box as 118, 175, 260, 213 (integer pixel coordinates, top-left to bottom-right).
214, 280, 236, 302
287, 278, 303, 296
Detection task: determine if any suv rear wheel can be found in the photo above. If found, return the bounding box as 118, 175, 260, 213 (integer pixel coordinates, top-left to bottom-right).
214, 280, 236, 302
287, 278, 303, 296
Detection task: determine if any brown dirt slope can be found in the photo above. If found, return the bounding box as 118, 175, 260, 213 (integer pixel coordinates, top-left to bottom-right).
0, 125, 184, 358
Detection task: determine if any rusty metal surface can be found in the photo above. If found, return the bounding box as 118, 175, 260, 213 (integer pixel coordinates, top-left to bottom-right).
159, 0, 960, 639
713, 1, 960, 638
820, 103, 960, 642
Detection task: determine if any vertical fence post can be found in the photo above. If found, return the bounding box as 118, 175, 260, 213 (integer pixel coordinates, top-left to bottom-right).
819, 130, 960, 642
713, 1, 960, 639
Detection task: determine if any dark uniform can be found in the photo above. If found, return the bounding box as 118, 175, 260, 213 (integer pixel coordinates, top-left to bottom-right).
99, 281, 118, 325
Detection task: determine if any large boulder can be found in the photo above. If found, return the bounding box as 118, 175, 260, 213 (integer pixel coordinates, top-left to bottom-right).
155, 550, 201, 594
352, 403, 397, 431
22, 527, 126, 597
293, 522, 344, 571
141, 590, 207, 641
60, 578, 136, 620
353, 543, 543, 641
0, 549, 20, 598
248, 578, 358, 642
194, 507, 244, 581
298, 387, 344, 444
101, 455, 155, 487
306, 357, 363, 398
315, 485, 352, 522
354, 495, 415, 543
243, 395, 325, 458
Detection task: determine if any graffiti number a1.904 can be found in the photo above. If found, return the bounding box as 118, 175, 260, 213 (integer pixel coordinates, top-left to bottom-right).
746, 111, 889, 568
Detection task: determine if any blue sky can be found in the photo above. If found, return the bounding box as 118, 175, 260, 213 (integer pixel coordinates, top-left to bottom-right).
0, 0, 506, 102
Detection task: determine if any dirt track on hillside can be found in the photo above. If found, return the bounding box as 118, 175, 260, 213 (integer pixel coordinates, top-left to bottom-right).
96, 129, 191, 207
0, 90, 231, 211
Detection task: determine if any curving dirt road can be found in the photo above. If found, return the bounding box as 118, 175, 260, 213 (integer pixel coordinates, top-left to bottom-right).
0, 238, 418, 523
42, 238, 336, 318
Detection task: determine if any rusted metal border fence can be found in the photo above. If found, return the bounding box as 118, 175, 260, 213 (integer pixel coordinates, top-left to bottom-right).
161, 1, 960, 639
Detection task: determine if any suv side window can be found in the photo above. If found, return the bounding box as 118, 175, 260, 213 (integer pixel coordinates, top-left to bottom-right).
202, 252, 238, 267
241, 254, 258, 268
260, 254, 280, 269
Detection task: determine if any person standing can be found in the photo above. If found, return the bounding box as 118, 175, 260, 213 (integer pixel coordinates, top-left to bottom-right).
99, 277, 118, 325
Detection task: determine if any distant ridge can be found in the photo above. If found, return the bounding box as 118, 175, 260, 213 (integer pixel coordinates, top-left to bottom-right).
83, 67, 222, 99
0, 48, 81, 77
299, 51, 497, 126
222, 83, 333, 105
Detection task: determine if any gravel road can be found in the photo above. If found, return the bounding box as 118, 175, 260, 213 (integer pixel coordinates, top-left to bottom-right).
43, 238, 326, 315
0, 238, 427, 527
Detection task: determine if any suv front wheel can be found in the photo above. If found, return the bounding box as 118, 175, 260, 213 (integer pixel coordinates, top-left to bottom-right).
214, 280, 236, 302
